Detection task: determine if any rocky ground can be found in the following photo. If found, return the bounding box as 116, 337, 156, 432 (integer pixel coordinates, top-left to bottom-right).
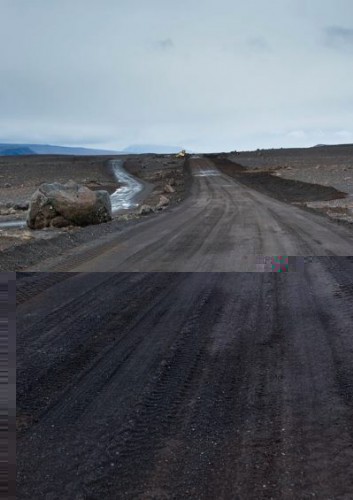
1, 146, 352, 269
0, 154, 189, 266
0, 155, 118, 207
221, 144, 353, 224
124, 155, 190, 209
4, 157, 353, 272
0, 155, 119, 248
227, 144, 353, 192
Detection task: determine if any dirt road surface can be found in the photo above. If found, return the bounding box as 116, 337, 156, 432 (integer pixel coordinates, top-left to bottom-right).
27, 158, 353, 272
17, 263, 353, 499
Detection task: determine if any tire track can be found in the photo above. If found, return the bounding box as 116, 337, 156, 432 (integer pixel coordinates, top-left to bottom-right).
17, 268, 353, 499
82, 277, 222, 499
16, 272, 76, 304
17, 273, 176, 431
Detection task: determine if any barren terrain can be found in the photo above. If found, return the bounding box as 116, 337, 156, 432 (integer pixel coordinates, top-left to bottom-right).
1, 146, 352, 270
0, 155, 118, 206
226, 145, 353, 223
229, 144, 353, 195
0, 154, 186, 255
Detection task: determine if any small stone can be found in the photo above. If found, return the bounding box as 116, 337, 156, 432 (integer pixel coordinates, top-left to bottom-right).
157, 195, 169, 209
164, 184, 175, 194
139, 204, 154, 215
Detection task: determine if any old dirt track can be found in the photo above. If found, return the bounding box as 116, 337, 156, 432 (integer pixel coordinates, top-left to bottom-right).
27, 157, 353, 272
17, 264, 353, 499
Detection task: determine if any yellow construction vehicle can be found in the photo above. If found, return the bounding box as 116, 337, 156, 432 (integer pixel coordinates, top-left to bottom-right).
175, 149, 186, 158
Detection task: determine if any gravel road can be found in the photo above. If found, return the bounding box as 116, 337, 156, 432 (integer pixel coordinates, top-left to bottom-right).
27, 157, 353, 272
17, 263, 353, 499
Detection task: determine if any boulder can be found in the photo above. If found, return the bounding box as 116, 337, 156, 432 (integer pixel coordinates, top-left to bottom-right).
27, 181, 112, 229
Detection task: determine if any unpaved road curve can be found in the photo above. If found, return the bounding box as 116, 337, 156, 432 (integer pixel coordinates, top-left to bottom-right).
17, 262, 353, 499
27, 158, 353, 272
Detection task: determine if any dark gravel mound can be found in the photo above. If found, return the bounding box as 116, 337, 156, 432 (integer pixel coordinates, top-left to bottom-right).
211, 156, 346, 204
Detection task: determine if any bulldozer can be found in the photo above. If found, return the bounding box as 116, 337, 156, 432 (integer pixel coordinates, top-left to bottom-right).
175, 149, 186, 158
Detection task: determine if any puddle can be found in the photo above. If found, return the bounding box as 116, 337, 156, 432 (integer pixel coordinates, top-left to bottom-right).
0, 219, 26, 229
110, 160, 144, 212
193, 169, 220, 177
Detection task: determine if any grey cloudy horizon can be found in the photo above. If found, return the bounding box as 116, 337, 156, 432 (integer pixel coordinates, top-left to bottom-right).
1, 0, 352, 152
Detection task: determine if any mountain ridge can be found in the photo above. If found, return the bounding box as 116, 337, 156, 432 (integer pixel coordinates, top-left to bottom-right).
0, 143, 187, 156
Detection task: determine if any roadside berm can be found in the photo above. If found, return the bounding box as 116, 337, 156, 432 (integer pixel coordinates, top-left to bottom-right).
27, 181, 112, 229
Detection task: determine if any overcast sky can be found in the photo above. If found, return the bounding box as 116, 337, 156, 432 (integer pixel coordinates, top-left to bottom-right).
1, 0, 352, 152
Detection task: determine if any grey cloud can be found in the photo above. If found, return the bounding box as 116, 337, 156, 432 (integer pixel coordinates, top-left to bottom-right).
0, 1, 353, 152
324, 26, 353, 51
247, 37, 272, 53
155, 38, 174, 50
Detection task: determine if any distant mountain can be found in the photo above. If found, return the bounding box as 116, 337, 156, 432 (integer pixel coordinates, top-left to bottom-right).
312, 143, 353, 149
0, 146, 35, 156
0, 143, 121, 156
0, 142, 190, 156
122, 144, 183, 154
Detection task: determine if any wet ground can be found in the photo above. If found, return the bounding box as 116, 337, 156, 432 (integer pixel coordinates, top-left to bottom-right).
109, 159, 155, 213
